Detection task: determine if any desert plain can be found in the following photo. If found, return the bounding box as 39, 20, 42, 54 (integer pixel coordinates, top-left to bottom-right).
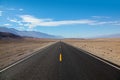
0, 38, 57, 69
63, 38, 120, 66
0, 38, 120, 69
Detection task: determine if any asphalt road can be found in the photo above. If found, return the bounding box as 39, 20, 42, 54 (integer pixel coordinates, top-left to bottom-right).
0, 42, 120, 80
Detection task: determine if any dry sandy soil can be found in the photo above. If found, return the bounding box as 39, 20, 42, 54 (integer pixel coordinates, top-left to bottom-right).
0, 38, 57, 69
63, 38, 120, 66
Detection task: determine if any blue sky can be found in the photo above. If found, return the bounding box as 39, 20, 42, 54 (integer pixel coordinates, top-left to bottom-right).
0, 0, 120, 38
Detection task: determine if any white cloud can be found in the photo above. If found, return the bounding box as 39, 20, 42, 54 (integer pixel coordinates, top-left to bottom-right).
19, 15, 96, 28
0, 11, 3, 16
3, 23, 12, 26
7, 8, 16, 10
8, 18, 24, 26
8, 15, 120, 29
19, 8, 23, 11
9, 19, 18, 22
90, 21, 120, 25
92, 16, 110, 19
110, 21, 120, 25
7, 8, 23, 11
16, 26, 26, 31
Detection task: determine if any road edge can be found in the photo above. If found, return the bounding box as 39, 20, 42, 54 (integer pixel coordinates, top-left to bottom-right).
0, 41, 58, 73
63, 42, 120, 70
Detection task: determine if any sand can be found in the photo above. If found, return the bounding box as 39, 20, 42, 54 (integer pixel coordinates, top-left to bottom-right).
0, 38, 57, 69
63, 38, 120, 66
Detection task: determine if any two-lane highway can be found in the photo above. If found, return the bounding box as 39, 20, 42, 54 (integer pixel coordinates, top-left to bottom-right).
0, 42, 120, 80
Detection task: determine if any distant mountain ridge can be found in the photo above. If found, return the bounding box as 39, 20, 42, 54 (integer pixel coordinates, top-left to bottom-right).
0, 27, 61, 38
96, 34, 120, 38
103, 33, 120, 38
0, 32, 22, 39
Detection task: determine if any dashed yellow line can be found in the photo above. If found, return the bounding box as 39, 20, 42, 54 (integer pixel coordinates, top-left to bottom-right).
59, 53, 62, 62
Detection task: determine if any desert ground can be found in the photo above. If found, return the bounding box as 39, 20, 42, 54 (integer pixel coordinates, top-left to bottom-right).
1, 38, 120, 70
63, 38, 120, 66
0, 38, 57, 69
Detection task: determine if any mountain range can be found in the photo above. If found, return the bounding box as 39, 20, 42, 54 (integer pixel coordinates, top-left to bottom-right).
0, 32, 22, 39
0, 27, 61, 38
0, 27, 119, 39
98, 34, 120, 38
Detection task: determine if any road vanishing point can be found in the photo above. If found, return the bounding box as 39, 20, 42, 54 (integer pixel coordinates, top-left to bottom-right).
0, 42, 120, 80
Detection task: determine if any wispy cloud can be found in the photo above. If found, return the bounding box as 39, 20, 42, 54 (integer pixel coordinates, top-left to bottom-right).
16, 26, 26, 31
8, 15, 120, 28
90, 21, 120, 25
7, 8, 23, 11
0, 11, 3, 16
8, 18, 24, 26
18, 15, 96, 28
92, 16, 110, 19
19, 8, 23, 11
7, 8, 16, 10
3, 23, 12, 27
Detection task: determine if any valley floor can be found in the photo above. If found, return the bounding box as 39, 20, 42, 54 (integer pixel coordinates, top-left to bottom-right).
63, 38, 120, 66
0, 38, 56, 69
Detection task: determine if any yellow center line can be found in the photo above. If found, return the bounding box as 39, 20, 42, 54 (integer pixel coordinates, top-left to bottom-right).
59, 53, 62, 62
